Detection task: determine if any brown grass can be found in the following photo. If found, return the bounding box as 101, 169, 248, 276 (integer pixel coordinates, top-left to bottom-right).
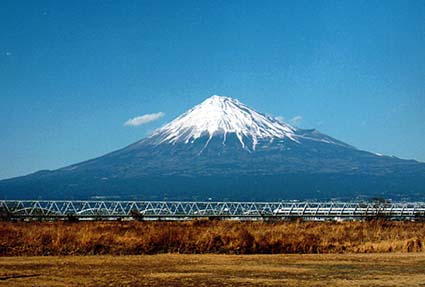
1, 220, 425, 256
2, 253, 425, 286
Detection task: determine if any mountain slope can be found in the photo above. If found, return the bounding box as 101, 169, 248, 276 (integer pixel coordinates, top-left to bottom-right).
1, 95, 424, 201
149, 95, 299, 150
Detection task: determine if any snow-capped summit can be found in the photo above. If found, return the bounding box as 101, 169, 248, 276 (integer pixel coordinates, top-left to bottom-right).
150, 95, 298, 149
2, 94, 425, 201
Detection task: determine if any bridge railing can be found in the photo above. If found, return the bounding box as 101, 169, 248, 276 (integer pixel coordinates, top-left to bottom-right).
1, 200, 425, 220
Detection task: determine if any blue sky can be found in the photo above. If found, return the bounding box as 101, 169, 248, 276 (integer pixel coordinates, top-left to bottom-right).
1, 0, 424, 179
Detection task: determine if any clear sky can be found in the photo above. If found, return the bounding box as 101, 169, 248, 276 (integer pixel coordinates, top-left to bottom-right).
1, 0, 424, 179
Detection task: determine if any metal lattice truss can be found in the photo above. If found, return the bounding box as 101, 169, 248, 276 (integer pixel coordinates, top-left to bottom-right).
1, 200, 425, 220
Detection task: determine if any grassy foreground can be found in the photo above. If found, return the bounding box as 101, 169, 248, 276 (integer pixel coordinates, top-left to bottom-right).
1, 253, 425, 286
1, 220, 425, 255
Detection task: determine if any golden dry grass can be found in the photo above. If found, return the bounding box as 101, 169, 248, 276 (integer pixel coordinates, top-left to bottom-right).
1, 253, 425, 287
1, 220, 425, 256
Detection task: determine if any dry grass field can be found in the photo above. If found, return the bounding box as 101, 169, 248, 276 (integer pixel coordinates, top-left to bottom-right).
1, 253, 425, 287
2, 220, 425, 286
1, 220, 425, 256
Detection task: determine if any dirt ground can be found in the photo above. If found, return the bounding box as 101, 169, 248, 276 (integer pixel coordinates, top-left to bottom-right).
1, 253, 425, 287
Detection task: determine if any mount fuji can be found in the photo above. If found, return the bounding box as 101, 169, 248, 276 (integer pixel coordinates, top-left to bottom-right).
1, 95, 424, 201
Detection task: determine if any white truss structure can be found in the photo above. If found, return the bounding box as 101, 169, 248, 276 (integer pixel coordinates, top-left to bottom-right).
1, 200, 425, 220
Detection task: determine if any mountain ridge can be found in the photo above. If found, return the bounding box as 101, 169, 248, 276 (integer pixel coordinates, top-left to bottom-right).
1, 95, 424, 201
149, 95, 298, 150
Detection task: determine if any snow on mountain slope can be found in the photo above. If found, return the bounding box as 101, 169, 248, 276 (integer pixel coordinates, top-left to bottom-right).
148, 95, 351, 151
150, 95, 298, 150
3, 95, 425, 201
